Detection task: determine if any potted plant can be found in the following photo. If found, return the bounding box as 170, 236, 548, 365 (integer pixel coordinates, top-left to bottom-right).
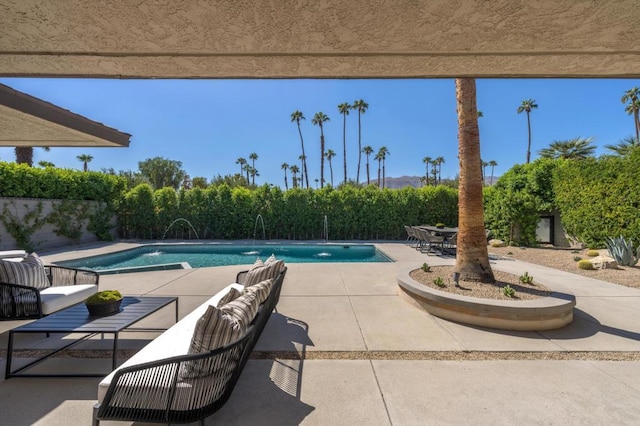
435, 223, 446, 229
85, 290, 123, 316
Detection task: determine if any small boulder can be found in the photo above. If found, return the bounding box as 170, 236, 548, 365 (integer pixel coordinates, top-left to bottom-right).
588, 255, 618, 270
489, 239, 505, 247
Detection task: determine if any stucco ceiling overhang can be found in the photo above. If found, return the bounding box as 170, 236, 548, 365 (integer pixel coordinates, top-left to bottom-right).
0, 83, 131, 147
1, 1, 639, 79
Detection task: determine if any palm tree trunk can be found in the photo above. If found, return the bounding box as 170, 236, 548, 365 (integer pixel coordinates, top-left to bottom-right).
526, 112, 532, 164
343, 114, 347, 184
382, 159, 386, 188
284, 173, 289, 190
297, 122, 310, 188
320, 129, 325, 188
377, 160, 381, 187
366, 156, 370, 185
454, 78, 495, 283
357, 113, 362, 183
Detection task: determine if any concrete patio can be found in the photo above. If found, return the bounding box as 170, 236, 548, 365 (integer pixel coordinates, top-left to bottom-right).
1, 242, 640, 425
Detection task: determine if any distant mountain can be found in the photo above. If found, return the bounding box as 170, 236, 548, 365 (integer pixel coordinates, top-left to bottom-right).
382, 175, 423, 188
376, 175, 499, 189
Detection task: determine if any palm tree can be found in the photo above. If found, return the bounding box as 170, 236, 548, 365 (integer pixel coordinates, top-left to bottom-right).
281, 162, 290, 190
477, 111, 483, 118
488, 160, 498, 185
362, 145, 374, 185
249, 152, 258, 173
422, 156, 432, 186
538, 137, 596, 160
434, 156, 445, 185
352, 99, 369, 183
249, 166, 259, 186
242, 163, 250, 185
517, 98, 538, 164
236, 157, 247, 176
338, 102, 351, 184
77, 154, 93, 172
481, 160, 489, 184
298, 154, 306, 182
15, 146, 50, 167
289, 164, 300, 188
38, 161, 55, 168
374, 150, 383, 187
454, 78, 495, 283
605, 135, 640, 156
377, 146, 390, 188
291, 110, 310, 188
430, 160, 438, 186
311, 112, 330, 188
621, 87, 640, 142
325, 149, 336, 186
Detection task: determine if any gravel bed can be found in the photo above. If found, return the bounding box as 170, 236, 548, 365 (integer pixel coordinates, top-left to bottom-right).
410, 265, 551, 300
488, 246, 640, 289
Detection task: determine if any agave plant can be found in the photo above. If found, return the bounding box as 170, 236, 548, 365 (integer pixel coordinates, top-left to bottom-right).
605, 236, 640, 266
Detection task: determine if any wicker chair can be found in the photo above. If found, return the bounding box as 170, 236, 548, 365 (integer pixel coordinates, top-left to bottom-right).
0, 265, 100, 320
94, 267, 287, 425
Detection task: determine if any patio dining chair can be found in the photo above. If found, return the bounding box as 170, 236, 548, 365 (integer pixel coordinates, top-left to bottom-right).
404, 225, 419, 248
443, 232, 457, 254
414, 228, 444, 254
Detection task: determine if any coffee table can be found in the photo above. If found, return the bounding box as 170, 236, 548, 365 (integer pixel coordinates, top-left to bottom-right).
5, 296, 178, 378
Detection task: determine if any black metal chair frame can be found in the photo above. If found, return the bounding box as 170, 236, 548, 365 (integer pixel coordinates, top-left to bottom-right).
0, 265, 100, 320
94, 267, 287, 425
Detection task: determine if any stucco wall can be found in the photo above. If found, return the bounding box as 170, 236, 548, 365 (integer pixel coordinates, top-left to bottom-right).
0, 197, 113, 251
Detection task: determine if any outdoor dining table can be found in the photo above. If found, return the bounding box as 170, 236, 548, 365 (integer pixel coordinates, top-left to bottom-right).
419, 225, 458, 237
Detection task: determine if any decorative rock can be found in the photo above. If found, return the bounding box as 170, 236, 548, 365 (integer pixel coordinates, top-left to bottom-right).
489, 239, 505, 247
589, 255, 618, 270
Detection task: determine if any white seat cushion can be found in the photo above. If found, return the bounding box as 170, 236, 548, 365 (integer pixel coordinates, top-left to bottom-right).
97, 283, 244, 403
39, 284, 98, 315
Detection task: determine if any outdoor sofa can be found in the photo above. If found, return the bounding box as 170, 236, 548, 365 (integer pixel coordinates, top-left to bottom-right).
93, 259, 287, 425
0, 251, 99, 320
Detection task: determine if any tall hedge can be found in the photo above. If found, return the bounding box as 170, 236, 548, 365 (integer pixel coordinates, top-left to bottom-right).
116, 184, 459, 240
553, 150, 640, 247
0, 162, 125, 201
483, 159, 557, 245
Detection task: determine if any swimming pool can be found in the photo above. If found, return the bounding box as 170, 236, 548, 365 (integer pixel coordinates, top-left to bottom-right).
57, 243, 393, 274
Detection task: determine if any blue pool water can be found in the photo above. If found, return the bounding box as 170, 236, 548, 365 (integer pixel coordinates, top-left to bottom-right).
57, 243, 393, 273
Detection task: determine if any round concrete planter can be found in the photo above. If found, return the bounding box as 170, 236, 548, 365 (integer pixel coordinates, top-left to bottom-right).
397, 268, 576, 331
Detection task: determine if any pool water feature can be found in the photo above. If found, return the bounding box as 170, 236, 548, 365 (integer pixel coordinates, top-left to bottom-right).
57, 243, 393, 274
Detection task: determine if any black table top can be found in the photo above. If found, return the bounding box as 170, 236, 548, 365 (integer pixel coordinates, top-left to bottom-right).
12, 296, 177, 334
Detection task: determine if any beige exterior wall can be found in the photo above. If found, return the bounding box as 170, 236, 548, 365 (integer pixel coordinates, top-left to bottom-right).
1, 1, 639, 79
0, 198, 113, 251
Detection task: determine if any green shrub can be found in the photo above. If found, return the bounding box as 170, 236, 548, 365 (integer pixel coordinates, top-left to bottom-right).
519, 271, 533, 284
421, 263, 431, 272
433, 276, 445, 287
502, 285, 516, 297
85, 290, 122, 305
577, 259, 595, 270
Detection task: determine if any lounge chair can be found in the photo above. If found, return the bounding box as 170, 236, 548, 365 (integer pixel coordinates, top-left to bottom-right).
0, 252, 99, 320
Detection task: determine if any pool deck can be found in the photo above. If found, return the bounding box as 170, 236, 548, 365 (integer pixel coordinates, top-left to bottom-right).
1, 241, 640, 425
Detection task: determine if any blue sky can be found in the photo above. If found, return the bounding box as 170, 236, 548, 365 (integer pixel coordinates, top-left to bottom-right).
1, 78, 638, 187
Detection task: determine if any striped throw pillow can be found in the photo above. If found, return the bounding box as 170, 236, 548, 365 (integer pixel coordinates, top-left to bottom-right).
217, 287, 242, 307
221, 289, 261, 329
181, 305, 246, 379
244, 260, 284, 286
0, 253, 49, 290
242, 278, 273, 306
